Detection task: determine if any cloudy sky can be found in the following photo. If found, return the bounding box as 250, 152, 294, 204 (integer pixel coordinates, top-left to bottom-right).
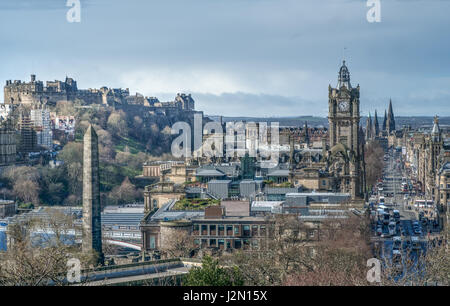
0, 0, 449, 117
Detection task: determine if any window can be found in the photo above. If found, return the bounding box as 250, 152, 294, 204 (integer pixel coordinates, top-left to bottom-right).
234, 225, 240, 235
209, 239, 217, 247
243, 239, 250, 249
234, 239, 242, 249
260, 226, 266, 236
252, 239, 259, 249
218, 239, 225, 249
218, 225, 225, 235
149, 236, 156, 249
243, 225, 250, 236
210, 225, 217, 236
252, 225, 259, 236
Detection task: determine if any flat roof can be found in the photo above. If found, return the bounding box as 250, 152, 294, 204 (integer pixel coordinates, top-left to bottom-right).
286, 192, 350, 197
208, 179, 232, 184
192, 216, 267, 222
251, 201, 283, 207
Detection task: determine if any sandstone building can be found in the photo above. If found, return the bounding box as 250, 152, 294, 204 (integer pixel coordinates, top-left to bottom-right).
326, 61, 364, 200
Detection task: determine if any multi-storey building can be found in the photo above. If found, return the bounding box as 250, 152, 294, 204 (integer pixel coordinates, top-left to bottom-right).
30, 107, 53, 149
18, 111, 37, 153
403, 116, 450, 230
0, 127, 16, 166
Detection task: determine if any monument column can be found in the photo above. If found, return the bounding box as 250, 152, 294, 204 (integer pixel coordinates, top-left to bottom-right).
82, 125, 104, 265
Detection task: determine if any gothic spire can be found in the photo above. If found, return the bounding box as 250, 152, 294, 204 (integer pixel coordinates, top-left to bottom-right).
374, 110, 379, 137
304, 121, 310, 145
387, 99, 396, 133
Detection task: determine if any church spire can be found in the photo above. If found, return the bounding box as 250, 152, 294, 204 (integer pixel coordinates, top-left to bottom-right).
374, 110, 379, 137
386, 99, 396, 134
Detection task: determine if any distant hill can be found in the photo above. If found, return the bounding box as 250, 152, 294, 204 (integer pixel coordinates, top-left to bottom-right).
216, 116, 328, 127
209, 115, 450, 129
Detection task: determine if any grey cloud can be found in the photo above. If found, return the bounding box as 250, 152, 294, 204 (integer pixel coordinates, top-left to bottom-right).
193, 92, 326, 117
0, 0, 91, 10
0, 0, 449, 116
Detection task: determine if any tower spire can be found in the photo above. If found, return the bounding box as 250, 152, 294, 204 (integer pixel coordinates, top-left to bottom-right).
431, 115, 441, 142
337, 60, 352, 89
374, 110, 379, 137
387, 99, 396, 134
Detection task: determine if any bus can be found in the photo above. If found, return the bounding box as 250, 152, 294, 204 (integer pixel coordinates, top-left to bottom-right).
414, 200, 433, 208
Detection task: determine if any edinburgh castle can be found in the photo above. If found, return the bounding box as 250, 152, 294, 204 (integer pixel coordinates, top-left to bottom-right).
4, 74, 196, 112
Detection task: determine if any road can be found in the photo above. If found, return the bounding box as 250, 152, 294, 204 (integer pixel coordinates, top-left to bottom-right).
369, 147, 444, 279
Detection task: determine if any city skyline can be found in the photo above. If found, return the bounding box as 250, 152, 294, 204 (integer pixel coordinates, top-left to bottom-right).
1, 0, 449, 117
0, 1, 448, 289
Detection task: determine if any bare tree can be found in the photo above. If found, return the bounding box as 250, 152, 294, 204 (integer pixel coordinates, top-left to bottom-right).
107, 110, 128, 138
160, 230, 196, 259
223, 213, 373, 286
365, 140, 385, 190
0, 210, 90, 286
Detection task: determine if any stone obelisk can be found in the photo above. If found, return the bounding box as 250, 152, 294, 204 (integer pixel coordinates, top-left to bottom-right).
82, 125, 104, 265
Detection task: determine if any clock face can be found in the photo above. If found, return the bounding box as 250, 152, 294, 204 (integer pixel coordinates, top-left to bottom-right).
338, 100, 349, 112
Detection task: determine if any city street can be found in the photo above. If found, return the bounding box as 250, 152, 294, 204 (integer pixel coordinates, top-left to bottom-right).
369, 147, 444, 278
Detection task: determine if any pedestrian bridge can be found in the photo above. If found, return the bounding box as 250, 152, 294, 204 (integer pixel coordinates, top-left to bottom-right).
71, 258, 202, 286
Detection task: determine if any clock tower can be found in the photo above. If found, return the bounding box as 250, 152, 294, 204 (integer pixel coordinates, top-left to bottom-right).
328, 60, 360, 151
327, 61, 363, 199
